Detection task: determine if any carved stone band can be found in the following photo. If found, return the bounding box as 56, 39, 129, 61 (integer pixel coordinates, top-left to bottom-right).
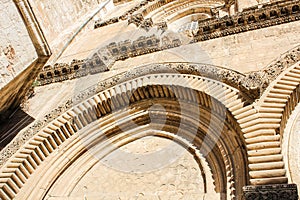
243, 184, 298, 200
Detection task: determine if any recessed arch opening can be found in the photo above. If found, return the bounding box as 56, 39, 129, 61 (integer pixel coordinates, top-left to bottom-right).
15, 89, 248, 200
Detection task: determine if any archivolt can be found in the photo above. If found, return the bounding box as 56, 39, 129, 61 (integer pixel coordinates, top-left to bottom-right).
33, 99, 237, 200
0, 72, 249, 200
15, 93, 247, 200
143, 0, 223, 22
237, 46, 300, 185
165, 6, 213, 23
256, 44, 300, 136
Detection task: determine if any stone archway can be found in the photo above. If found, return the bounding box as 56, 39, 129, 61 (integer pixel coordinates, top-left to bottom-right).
15, 95, 247, 200
0, 70, 250, 200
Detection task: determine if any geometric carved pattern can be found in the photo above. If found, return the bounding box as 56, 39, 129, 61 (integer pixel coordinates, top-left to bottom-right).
243, 184, 298, 200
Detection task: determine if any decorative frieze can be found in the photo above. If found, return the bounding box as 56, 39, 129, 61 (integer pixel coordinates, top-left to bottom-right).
243, 184, 298, 200
192, 0, 300, 41
36, 42, 300, 104
36, 34, 181, 86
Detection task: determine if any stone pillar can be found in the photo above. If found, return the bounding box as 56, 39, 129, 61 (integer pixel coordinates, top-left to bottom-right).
243, 184, 298, 200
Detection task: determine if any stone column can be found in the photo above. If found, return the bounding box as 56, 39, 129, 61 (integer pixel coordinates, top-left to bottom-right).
13, 0, 51, 57
243, 184, 298, 200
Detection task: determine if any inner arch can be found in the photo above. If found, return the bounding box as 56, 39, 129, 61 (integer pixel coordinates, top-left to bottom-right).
45, 136, 219, 199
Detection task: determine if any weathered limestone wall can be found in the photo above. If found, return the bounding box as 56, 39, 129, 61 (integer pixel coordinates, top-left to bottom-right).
237, 0, 258, 12
28, 0, 104, 44
0, 1, 37, 89
198, 20, 300, 72
194, 19, 297, 72
45, 137, 207, 200
0, 0, 116, 91
28, 0, 114, 64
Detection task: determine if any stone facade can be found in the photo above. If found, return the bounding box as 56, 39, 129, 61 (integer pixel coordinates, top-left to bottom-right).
0, 0, 300, 199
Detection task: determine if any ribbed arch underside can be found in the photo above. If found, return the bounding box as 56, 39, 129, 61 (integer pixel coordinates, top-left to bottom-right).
143, 0, 223, 23
153, 5, 213, 23
0, 73, 250, 200
14, 96, 247, 200
258, 61, 300, 136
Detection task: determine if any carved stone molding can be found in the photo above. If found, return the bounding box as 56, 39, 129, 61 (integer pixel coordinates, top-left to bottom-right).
243, 184, 298, 200
36, 62, 260, 102
193, 1, 300, 41
94, 0, 152, 28
128, 13, 144, 26
0, 73, 249, 199
36, 34, 181, 86
0, 99, 73, 166
140, 18, 153, 31
155, 21, 168, 32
